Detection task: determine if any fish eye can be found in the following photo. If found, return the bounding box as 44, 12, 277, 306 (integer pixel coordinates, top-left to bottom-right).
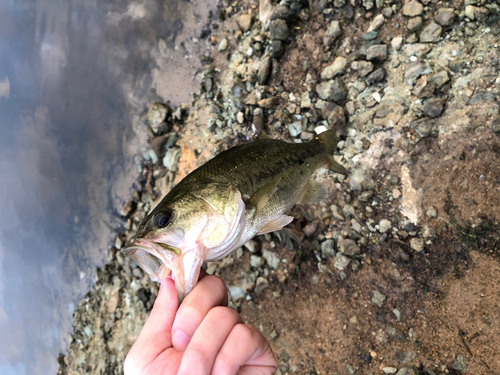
153, 210, 172, 228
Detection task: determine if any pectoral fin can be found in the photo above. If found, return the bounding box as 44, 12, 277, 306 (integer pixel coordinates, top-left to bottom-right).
247, 177, 281, 214
327, 155, 348, 175
256, 215, 294, 235
299, 179, 328, 203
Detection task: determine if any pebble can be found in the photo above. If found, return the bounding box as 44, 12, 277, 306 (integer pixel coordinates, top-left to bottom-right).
303, 221, 318, 237
271, 40, 283, 58
367, 67, 386, 84
372, 290, 386, 307
410, 237, 424, 252
250, 255, 265, 267
429, 70, 449, 89
263, 249, 280, 269
357, 61, 374, 77
366, 44, 388, 60
393, 308, 402, 321
402, 0, 423, 17
367, 14, 385, 32
321, 56, 348, 80
423, 98, 445, 118
379, 219, 392, 233
392, 189, 401, 199
120, 200, 135, 217
288, 122, 302, 137
413, 76, 435, 98
391, 36, 404, 50
407, 17, 422, 32
396, 368, 416, 375
338, 237, 361, 257
317, 77, 348, 103
394, 350, 416, 363
228, 285, 245, 301
465, 5, 475, 20
362, 31, 378, 40
404, 61, 432, 84
419, 22, 442, 43
426, 206, 437, 218
451, 354, 468, 372
324, 20, 342, 46
334, 255, 351, 270
270, 19, 289, 40
218, 38, 228, 51
237, 13, 252, 32
244, 240, 258, 253
382, 7, 393, 18
163, 148, 181, 171
435, 8, 455, 26
237, 112, 244, 124
254, 277, 270, 294
382, 367, 397, 374
321, 239, 336, 258
257, 57, 272, 85
147, 102, 169, 132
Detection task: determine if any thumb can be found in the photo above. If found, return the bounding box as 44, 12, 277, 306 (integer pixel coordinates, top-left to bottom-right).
128, 277, 179, 363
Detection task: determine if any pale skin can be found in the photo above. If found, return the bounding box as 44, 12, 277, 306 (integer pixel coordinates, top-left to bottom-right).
124, 270, 277, 375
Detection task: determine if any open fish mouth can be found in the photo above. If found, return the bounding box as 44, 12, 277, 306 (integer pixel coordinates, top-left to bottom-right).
123, 239, 180, 283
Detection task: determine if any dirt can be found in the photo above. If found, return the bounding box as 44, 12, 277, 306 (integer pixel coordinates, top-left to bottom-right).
58, 0, 500, 374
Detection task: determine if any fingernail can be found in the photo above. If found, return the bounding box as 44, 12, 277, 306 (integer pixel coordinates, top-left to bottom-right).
172, 329, 191, 351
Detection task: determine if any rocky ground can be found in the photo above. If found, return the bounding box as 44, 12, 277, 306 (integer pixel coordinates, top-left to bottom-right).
58, 0, 500, 374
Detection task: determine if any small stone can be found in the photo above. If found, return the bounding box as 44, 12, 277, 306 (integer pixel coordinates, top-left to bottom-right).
435, 8, 455, 26
300, 91, 312, 108
255, 277, 270, 294
228, 285, 245, 300
419, 22, 442, 43
338, 237, 361, 257
303, 221, 318, 237
392, 189, 401, 199
372, 290, 386, 307
316, 78, 348, 103
237, 112, 244, 124
250, 255, 265, 268
114, 236, 123, 250
422, 225, 436, 238
321, 239, 336, 258
426, 206, 437, 218
258, 96, 280, 108
376, 329, 388, 343
379, 219, 392, 233
357, 61, 374, 77
429, 70, 449, 89
410, 238, 424, 252
270, 19, 289, 40
258, 57, 272, 85
423, 98, 445, 118
451, 354, 468, 372
271, 40, 283, 58
407, 16, 422, 32
465, 5, 476, 20
321, 57, 348, 80
163, 148, 181, 171
402, 0, 423, 17
263, 249, 280, 269
120, 200, 135, 217
405, 61, 432, 84
362, 31, 378, 40
288, 122, 302, 137
244, 240, 258, 253
391, 36, 404, 50
366, 44, 387, 61
403, 43, 430, 57
237, 13, 252, 32
396, 368, 416, 375
382, 7, 393, 18
218, 38, 228, 51
395, 350, 416, 363
367, 14, 385, 32
393, 308, 402, 321
334, 255, 351, 270
382, 368, 398, 374
413, 76, 435, 98
324, 20, 342, 45
270, 4, 289, 21
366, 68, 386, 83
148, 102, 170, 132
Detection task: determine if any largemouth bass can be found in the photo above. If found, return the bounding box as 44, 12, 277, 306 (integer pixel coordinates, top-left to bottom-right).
124, 130, 347, 300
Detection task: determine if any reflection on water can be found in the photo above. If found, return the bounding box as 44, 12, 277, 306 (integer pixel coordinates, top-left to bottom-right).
0, 0, 214, 373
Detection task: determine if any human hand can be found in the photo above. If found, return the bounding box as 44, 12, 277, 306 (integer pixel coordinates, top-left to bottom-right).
124, 271, 277, 375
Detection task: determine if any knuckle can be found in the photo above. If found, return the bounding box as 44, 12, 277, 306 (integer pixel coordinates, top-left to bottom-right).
203, 275, 227, 296
209, 305, 240, 323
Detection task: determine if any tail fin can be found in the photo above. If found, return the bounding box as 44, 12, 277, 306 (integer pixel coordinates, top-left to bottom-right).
317, 130, 338, 155
316, 130, 348, 175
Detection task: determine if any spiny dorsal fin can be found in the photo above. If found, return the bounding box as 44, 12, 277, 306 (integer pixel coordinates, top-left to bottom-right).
247, 176, 281, 213
298, 179, 328, 204
256, 215, 294, 236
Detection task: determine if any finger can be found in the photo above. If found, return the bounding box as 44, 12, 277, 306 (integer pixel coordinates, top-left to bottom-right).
177, 306, 242, 375
125, 277, 178, 369
212, 324, 277, 375
171, 275, 228, 351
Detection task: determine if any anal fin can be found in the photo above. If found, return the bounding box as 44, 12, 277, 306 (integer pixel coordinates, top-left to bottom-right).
299, 179, 328, 203
256, 215, 293, 236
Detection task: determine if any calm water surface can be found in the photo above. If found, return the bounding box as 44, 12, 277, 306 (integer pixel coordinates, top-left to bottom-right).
0, 0, 214, 373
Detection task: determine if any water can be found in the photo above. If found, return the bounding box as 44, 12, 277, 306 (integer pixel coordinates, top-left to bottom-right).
0, 0, 215, 373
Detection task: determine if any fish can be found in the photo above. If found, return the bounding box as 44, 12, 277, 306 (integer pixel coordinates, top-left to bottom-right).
123, 130, 347, 301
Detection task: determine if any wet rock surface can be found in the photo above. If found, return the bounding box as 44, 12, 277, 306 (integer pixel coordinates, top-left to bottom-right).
59, 0, 500, 374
